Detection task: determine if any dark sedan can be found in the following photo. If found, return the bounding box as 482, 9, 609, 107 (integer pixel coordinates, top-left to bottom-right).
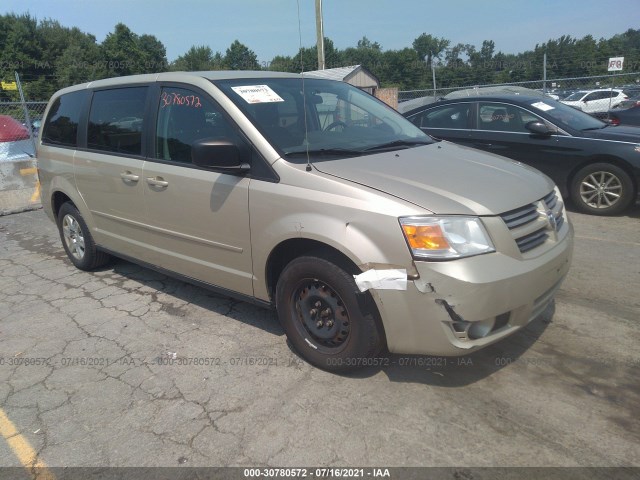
404, 95, 640, 215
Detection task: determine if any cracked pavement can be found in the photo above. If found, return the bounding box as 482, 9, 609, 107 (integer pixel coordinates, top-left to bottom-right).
0, 207, 638, 468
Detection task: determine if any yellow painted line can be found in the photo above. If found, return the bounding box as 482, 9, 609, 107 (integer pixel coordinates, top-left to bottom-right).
0, 408, 56, 480
18, 167, 41, 203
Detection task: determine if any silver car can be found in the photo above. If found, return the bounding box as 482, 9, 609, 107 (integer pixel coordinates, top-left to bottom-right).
37, 71, 573, 371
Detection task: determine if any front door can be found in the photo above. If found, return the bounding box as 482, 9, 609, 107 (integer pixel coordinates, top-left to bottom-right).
141, 85, 254, 296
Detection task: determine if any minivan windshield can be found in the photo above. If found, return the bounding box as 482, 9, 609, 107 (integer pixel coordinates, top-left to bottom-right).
215, 78, 432, 162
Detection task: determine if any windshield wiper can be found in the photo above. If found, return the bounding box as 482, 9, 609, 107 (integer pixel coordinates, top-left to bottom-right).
362, 139, 433, 152
581, 124, 608, 131
283, 148, 363, 157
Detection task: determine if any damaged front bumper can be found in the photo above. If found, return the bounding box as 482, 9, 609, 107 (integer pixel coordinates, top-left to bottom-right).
371, 223, 574, 356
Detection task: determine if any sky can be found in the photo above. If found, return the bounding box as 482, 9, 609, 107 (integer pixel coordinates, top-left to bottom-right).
2, 0, 640, 64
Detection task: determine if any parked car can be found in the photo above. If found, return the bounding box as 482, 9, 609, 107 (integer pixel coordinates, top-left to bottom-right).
561, 89, 628, 113
608, 95, 640, 126
404, 95, 640, 215
0, 114, 34, 160
549, 90, 576, 101
37, 72, 573, 371
0, 114, 30, 142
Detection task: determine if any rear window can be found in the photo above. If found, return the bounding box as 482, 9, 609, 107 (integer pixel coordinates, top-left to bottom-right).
87, 87, 148, 155
41, 91, 86, 147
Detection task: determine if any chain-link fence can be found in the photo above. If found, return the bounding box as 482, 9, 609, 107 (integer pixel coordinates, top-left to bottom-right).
397, 72, 640, 117
0, 101, 47, 161
0, 92, 47, 214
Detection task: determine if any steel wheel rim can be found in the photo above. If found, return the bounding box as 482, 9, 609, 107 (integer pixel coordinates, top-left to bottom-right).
579, 171, 622, 209
292, 279, 351, 353
62, 214, 86, 260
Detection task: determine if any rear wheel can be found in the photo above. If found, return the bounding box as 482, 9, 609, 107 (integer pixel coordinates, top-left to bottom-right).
570, 163, 634, 215
57, 202, 111, 270
276, 256, 384, 372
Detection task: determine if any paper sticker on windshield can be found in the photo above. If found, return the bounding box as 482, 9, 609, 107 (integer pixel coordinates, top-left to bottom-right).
231, 85, 284, 104
531, 101, 555, 111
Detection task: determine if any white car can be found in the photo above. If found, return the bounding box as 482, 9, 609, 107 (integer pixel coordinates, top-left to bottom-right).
561, 89, 628, 113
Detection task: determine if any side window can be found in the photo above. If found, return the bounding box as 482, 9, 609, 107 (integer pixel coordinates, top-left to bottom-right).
414, 103, 472, 129
519, 109, 542, 124
41, 91, 86, 147
156, 87, 234, 164
87, 87, 147, 155
478, 102, 545, 133
478, 103, 520, 132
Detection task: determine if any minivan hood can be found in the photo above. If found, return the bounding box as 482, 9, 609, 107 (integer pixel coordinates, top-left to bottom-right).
581, 125, 640, 143
313, 141, 554, 216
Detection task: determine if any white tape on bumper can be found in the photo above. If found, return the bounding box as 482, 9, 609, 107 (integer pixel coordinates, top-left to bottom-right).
353, 269, 408, 293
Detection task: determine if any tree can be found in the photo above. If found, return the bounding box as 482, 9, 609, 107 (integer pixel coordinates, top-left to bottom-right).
268, 55, 296, 72
171, 45, 224, 71
379, 48, 425, 89
100, 23, 167, 76
224, 40, 260, 70
139, 34, 168, 72
412, 33, 450, 65
356, 36, 381, 51
342, 36, 383, 73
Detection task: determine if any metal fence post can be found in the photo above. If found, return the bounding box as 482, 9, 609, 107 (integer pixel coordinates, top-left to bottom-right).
543, 53, 547, 94
431, 52, 437, 98
14, 72, 36, 156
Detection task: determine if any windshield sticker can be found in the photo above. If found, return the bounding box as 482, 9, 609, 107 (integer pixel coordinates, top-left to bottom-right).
231, 85, 284, 104
531, 101, 555, 111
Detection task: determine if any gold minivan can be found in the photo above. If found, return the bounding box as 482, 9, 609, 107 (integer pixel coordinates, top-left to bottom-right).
37, 72, 573, 371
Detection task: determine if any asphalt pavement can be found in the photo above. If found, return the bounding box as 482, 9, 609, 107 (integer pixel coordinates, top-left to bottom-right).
0, 206, 638, 470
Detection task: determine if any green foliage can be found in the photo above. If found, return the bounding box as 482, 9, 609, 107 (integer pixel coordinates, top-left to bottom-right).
0, 15, 168, 99
171, 46, 225, 71
412, 33, 450, 65
1, 11, 639, 99
224, 40, 260, 70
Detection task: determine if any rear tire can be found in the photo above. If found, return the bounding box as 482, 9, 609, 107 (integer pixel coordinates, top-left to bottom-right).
570, 163, 634, 215
57, 202, 111, 270
275, 256, 384, 372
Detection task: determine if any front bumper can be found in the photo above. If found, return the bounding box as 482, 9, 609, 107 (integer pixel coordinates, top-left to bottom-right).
372, 222, 574, 356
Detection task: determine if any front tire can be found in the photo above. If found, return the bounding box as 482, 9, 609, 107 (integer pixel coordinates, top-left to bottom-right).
276, 256, 384, 372
57, 202, 111, 270
570, 163, 634, 215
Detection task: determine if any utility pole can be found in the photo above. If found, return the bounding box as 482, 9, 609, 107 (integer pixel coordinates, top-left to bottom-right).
315, 0, 325, 70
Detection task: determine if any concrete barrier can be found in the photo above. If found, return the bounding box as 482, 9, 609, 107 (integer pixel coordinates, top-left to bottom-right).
0, 156, 41, 215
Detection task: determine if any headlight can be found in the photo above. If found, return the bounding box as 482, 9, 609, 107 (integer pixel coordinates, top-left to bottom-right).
399, 216, 495, 260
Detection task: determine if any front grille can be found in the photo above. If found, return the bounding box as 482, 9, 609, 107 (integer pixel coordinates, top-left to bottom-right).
500, 190, 565, 254
515, 229, 549, 253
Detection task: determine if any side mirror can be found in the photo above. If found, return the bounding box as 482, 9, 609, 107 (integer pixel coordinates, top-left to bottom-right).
191, 139, 249, 173
525, 121, 553, 136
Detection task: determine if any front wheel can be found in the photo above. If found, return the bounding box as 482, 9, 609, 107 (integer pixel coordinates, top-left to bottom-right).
570, 163, 635, 215
276, 256, 384, 372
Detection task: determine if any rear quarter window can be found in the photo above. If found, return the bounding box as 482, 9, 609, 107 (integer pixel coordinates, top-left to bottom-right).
42, 91, 87, 147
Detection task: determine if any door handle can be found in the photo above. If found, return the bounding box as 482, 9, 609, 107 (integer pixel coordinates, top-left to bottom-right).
146, 177, 169, 187
120, 172, 140, 182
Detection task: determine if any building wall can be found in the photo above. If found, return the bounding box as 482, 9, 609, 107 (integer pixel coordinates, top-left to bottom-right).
375, 88, 399, 109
